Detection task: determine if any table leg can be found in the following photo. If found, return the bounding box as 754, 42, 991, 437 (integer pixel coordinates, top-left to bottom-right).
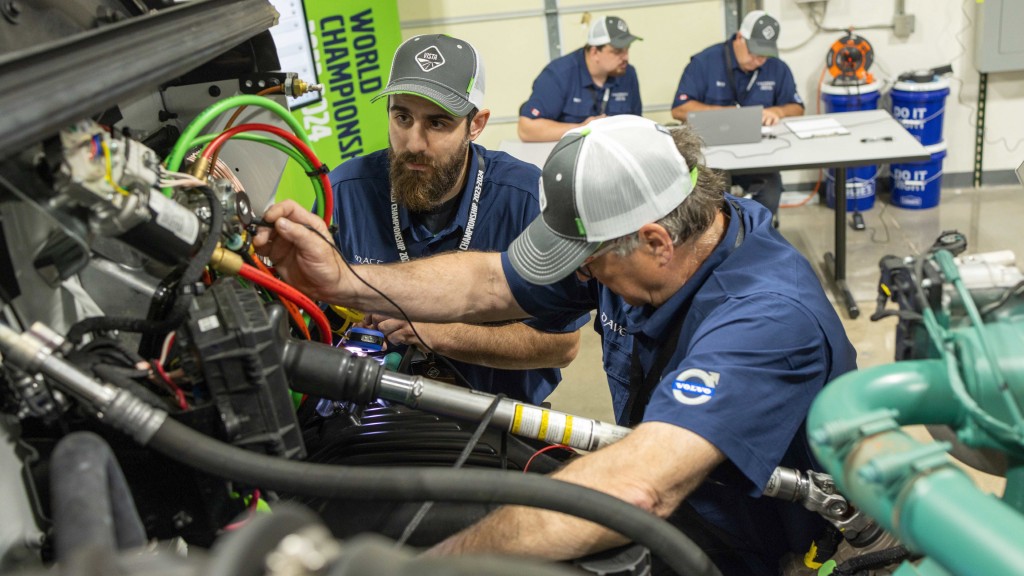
824, 167, 860, 319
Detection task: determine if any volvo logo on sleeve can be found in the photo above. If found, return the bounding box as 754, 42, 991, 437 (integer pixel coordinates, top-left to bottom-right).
672, 369, 720, 406
415, 46, 445, 72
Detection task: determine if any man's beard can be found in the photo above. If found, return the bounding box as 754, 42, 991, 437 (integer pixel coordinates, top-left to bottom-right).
388, 139, 469, 212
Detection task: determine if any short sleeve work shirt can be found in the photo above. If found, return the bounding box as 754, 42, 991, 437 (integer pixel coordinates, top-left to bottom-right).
330, 143, 588, 404
521, 48, 642, 123
500, 196, 855, 573
673, 37, 804, 110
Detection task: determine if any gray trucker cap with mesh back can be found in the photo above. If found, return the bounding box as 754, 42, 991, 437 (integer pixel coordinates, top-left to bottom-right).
508, 115, 693, 285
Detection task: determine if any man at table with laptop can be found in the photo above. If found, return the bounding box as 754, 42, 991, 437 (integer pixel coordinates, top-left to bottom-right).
517, 15, 643, 142
671, 10, 803, 224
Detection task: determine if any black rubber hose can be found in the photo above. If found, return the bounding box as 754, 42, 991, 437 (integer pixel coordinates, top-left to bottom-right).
833, 545, 915, 576
66, 186, 222, 343
328, 534, 584, 576
146, 417, 720, 576
50, 431, 147, 561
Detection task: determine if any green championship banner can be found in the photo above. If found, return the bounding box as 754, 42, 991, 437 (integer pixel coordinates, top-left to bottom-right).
275, 0, 401, 208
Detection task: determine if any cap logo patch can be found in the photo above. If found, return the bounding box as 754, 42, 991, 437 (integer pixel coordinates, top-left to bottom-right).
415, 46, 445, 72
672, 369, 719, 406
762, 25, 776, 40
617, 20, 627, 32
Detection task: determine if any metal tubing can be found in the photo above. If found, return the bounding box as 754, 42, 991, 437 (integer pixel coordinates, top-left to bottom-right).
378, 371, 630, 451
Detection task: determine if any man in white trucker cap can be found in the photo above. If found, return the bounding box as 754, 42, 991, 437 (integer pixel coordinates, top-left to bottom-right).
256, 115, 855, 575
518, 16, 643, 142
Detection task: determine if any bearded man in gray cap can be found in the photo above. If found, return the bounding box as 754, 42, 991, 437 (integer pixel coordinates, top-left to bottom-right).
255, 115, 855, 575
325, 34, 586, 405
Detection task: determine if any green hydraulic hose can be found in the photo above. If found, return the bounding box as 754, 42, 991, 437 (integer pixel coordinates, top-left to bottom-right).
163, 95, 310, 197
186, 133, 325, 219
934, 250, 1024, 436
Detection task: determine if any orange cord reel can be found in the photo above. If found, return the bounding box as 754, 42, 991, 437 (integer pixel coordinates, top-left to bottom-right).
825, 33, 875, 85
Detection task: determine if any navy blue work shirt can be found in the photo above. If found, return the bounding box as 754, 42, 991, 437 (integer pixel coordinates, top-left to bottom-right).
330, 143, 588, 405
673, 36, 804, 110
500, 196, 856, 575
521, 48, 642, 123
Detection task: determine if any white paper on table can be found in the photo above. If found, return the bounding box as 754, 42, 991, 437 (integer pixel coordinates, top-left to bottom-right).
783, 117, 850, 139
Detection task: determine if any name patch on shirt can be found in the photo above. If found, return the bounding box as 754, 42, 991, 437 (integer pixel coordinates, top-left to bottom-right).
756, 80, 776, 92
599, 311, 627, 338
611, 91, 629, 102
672, 369, 720, 406
353, 254, 384, 265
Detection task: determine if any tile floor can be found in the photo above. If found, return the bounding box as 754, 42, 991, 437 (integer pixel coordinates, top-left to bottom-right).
546, 183, 1023, 493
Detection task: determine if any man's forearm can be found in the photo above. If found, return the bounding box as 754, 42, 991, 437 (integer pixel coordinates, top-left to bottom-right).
425, 323, 581, 369
774, 103, 804, 118
429, 422, 725, 561
330, 252, 525, 324
670, 100, 726, 122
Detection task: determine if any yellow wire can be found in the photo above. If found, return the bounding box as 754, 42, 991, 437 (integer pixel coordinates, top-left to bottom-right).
101, 139, 132, 196
330, 305, 364, 335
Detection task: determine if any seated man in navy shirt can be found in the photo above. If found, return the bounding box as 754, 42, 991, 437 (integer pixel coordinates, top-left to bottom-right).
671, 10, 804, 222
518, 15, 642, 142
328, 34, 587, 405
255, 116, 857, 575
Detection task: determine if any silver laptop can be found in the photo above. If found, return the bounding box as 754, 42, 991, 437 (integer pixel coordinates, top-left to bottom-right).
687, 105, 763, 146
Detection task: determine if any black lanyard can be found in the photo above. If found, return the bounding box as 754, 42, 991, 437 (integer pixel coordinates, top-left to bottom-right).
723, 42, 758, 106
622, 200, 745, 427
390, 157, 485, 262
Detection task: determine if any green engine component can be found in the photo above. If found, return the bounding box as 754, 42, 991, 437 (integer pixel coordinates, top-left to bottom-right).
808, 248, 1024, 575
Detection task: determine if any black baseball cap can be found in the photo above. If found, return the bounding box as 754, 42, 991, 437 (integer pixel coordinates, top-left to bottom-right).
371, 34, 485, 117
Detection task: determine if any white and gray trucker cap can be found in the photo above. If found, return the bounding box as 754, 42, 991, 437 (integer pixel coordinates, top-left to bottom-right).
508, 115, 693, 285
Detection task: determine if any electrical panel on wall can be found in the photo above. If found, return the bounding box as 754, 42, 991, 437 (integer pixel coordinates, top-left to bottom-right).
975, 0, 1024, 73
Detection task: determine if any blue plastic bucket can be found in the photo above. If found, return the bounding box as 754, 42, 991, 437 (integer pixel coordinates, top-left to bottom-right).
821, 81, 881, 211
820, 81, 882, 113
825, 166, 879, 211
890, 142, 947, 209
890, 78, 950, 145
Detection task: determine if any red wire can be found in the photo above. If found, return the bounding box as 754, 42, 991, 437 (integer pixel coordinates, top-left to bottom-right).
523, 444, 576, 473
202, 123, 333, 227
152, 360, 188, 410
223, 488, 262, 531
237, 262, 332, 345
248, 250, 311, 340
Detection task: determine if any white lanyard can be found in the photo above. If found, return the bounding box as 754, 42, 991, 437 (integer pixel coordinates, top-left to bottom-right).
390, 159, 485, 262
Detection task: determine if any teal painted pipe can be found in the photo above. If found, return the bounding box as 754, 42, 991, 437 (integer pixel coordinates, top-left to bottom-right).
809, 361, 1024, 575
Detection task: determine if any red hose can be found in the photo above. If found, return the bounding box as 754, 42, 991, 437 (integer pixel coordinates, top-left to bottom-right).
237, 263, 332, 345
203, 123, 333, 227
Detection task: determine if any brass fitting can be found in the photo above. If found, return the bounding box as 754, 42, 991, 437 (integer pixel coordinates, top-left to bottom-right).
209, 245, 243, 275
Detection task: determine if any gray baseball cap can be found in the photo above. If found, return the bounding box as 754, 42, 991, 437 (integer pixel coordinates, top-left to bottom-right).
371, 34, 485, 117
508, 116, 693, 285
739, 10, 780, 58
588, 16, 642, 49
